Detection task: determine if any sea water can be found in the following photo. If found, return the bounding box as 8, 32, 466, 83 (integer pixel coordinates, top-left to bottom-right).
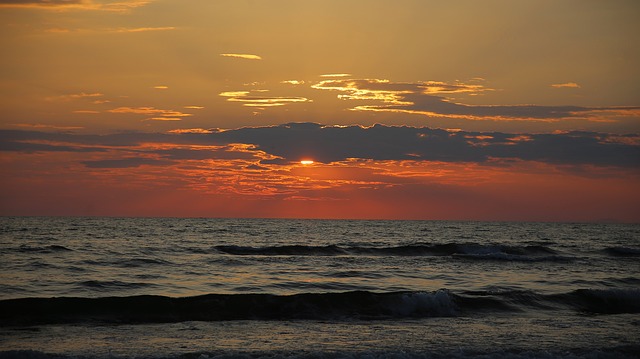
0, 217, 639, 358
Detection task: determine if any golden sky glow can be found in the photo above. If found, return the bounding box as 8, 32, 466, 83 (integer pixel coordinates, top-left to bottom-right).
1, 0, 639, 221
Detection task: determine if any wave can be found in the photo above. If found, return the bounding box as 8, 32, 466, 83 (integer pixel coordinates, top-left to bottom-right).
1, 288, 638, 326
604, 246, 640, 257
0, 291, 456, 326
77, 280, 154, 291
555, 288, 640, 314
114, 257, 174, 268
16, 245, 73, 253
213, 243, 567, 261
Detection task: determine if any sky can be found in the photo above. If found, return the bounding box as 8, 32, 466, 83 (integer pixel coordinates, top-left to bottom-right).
1, 0, 639, 222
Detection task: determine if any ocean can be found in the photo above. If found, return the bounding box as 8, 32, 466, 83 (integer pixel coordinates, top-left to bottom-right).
0, 217, 639, 358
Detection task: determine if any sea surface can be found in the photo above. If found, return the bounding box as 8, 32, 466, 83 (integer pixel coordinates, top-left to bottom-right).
0, 217, 639, 358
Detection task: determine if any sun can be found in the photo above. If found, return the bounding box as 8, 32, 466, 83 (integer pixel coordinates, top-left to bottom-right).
300, 160, 314, 165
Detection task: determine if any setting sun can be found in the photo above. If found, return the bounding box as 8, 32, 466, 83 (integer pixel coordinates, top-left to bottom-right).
300, 160, 314, 165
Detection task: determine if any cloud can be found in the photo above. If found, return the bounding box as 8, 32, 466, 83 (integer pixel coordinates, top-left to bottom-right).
112, 27, 175, 33
320, 74, 352, 78
281, 80, 305, 85
3, 126, 638, 221
48, 92, 105, 102
0, 0, 153, 11
2, 125, 638, 220
108, 106, 193, 120
153, 145, 259, 161
145, 117, 182, 121
3, 123, 637, 169
207, 122, 640, 167
219, 91, 250, 97
73, 110, 100, 114
0, 0, 83, 7
220, 91, 311, 107
167, 128, 213, 134
81, 158, 171, 168
11, 123, 85, 130
220, 53, 262, 60
551, 82, 581, 88
69, 92, 104, 98
0, 132, 107, 152
312, 78, 639, 121
44, 26, 176, 34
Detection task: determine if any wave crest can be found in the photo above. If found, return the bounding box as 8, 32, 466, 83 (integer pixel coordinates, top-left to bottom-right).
214, 243, 565, 262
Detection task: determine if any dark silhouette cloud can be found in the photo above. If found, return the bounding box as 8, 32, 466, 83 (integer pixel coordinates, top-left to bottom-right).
212, 123, 640, 167
82, 158, 171, 168
1, 123, 638, 168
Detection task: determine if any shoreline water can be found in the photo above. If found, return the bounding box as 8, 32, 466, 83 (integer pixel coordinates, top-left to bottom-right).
2, 315, 640, 358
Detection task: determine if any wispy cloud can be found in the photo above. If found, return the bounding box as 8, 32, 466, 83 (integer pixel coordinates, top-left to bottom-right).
48, 92, 105, 102
220, 53, 262, 60
551, 82, 581, 88
69, 92, 104, 98
281, 80, 305, 85
220, 91, 311, 107
73, 110, 100, 114
108, 106, 193, 120
10, 123, 84, 130
45, 26, 176, 34
320, 73, 352, 78
313, 78, 639, 121
145, 117, 182, 121
82, 157, 171, 168
167, 128, 214, 134
0, 0, 153, 12
112, 26, 175, 33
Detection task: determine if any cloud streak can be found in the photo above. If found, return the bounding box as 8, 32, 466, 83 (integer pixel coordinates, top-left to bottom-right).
112, 26, 175, 33
0, 0, 153, 11
47, 92, 105, 102
45, 26, 176, 34
108, 107, 193, 120
220, 53, 262, 60
551, 82, 581, 88
220, 91, 311, 108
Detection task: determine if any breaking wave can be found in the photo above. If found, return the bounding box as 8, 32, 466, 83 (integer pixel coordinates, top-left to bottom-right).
1, 288, 638, 326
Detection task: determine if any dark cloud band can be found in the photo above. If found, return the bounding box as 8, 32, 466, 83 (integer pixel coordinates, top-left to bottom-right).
1, 123, 638, 168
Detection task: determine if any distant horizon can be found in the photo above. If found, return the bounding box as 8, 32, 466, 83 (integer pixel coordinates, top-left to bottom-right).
2, 215, 637, 225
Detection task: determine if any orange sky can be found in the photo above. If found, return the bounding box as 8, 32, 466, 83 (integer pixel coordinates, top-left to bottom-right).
1, 0, 639, 221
